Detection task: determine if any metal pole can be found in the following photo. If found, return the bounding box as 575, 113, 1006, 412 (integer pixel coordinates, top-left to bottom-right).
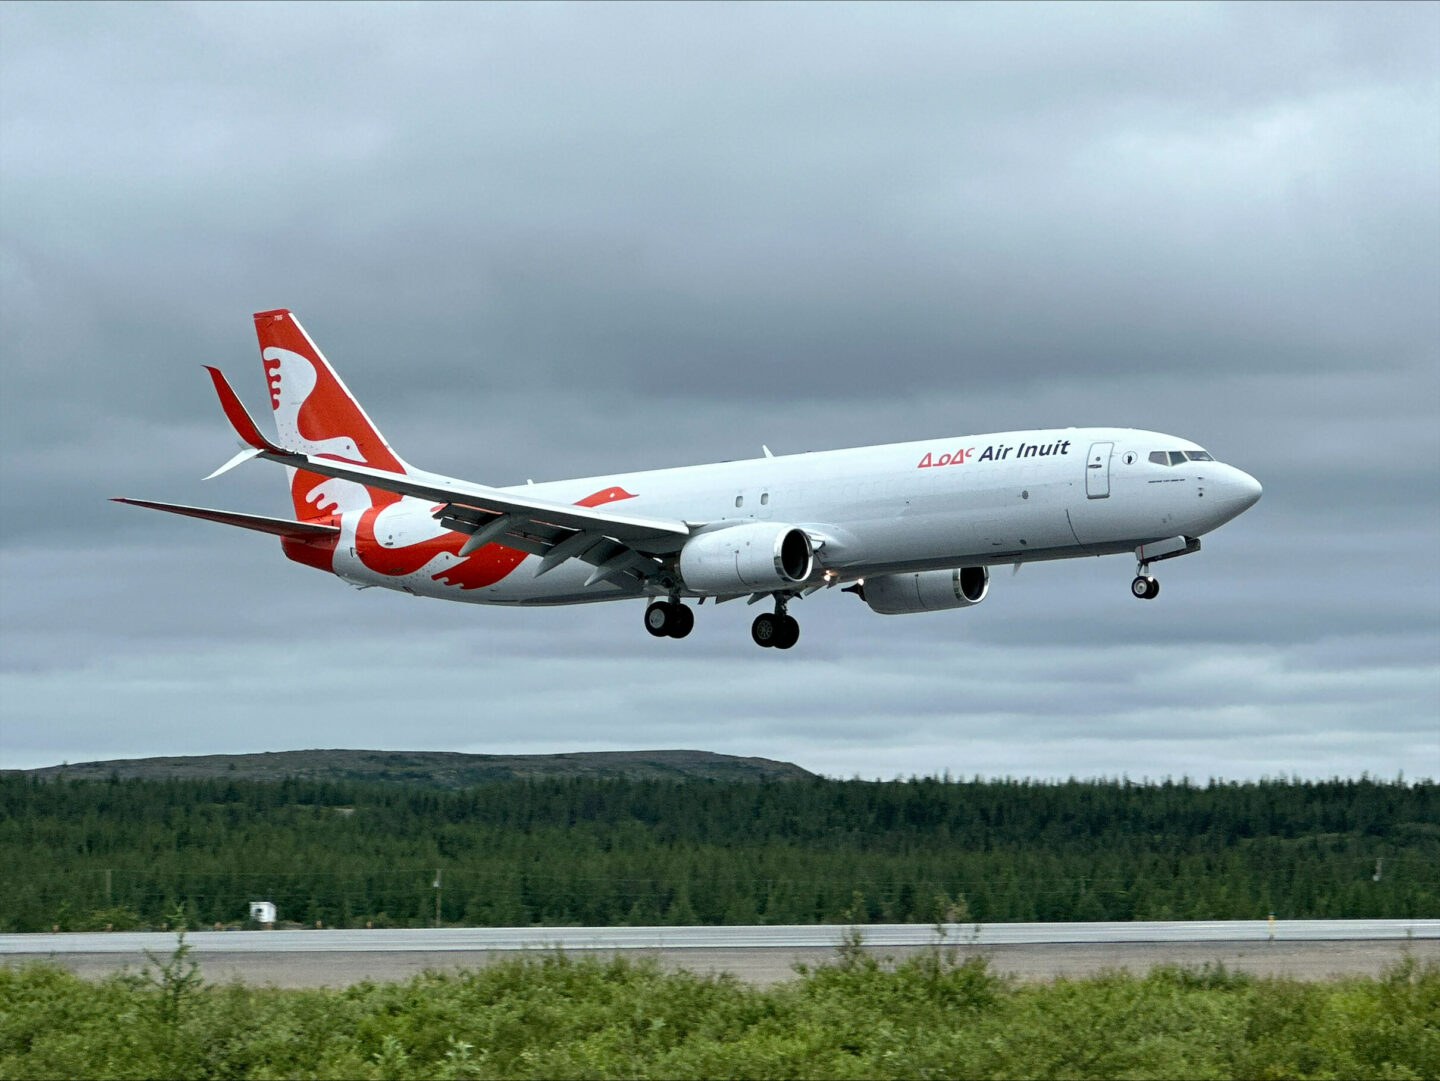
105, 869, 112, 906
434, 868, 441, 928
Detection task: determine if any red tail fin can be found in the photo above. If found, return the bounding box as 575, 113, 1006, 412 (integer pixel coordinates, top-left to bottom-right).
253, 309, 408, 519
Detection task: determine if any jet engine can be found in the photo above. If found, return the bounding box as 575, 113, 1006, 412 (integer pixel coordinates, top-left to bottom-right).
861, 566, 989, 615
679, 522, 815, 593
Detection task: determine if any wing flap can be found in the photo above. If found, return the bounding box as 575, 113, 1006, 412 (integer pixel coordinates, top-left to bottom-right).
435, 505, 662, 583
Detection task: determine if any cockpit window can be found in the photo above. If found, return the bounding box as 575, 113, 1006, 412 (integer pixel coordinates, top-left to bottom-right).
1150, 449, 1213, 466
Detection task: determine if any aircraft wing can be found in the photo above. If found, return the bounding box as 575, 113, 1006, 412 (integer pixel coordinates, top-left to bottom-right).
204, 367, 692, 563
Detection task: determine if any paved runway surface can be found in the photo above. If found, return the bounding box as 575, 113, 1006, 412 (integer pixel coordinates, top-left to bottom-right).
5, 919, 1434, 953
4, 920, 1434, 987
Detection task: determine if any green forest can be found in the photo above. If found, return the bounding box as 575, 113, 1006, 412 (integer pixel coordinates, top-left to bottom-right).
1, 774, 1435, 932
3, 948, 1436, 1079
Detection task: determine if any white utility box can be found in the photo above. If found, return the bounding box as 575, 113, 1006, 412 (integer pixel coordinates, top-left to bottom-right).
249, 901, 276, 925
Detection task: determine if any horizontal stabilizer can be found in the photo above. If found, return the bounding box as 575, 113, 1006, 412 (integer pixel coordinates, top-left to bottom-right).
111, 498, 339, 539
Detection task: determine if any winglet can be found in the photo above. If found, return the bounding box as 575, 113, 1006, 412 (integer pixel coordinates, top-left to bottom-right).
204, 366, 285, 454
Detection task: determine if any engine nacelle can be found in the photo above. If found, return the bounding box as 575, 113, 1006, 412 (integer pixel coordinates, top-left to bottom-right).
679, 523, 815, 594
862, 566, 989, 615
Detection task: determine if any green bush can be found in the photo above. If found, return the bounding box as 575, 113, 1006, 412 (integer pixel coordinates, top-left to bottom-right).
2, 946, 1436, 1080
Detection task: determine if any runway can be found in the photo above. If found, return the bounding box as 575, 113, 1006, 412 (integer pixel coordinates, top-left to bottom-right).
4, 920, 1434, 987
4, 918, 1434, 954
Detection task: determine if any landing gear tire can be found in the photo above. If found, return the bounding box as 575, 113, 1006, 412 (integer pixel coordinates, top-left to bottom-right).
1131, 575, 1159, 600
751, 613, 778, 648
773, 614, 800, 650
668, 603, 694, 639
752, 612, 799, 649
645, 601, 673, 637
646, 601, 695, 639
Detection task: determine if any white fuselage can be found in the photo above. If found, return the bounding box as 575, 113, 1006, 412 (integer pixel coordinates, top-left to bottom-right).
328, 427, 1262, 606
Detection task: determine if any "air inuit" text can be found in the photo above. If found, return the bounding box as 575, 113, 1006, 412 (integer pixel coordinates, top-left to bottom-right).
917, 439, 1072, 468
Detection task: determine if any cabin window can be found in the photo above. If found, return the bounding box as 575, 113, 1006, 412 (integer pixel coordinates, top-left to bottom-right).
760, 492, 769, 506
735, 495, 743, 508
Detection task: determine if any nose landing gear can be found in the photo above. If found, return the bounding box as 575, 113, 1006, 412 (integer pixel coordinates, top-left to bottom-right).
1131, 563, 1160, 600
1129, 537, 1200, 600
752, 596, 800, 649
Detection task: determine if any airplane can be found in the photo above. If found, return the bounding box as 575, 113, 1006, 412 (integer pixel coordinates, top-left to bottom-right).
115, 309, 1263, 649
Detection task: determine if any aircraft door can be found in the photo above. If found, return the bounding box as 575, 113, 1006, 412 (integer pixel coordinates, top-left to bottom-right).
1085, 441, 1113, 499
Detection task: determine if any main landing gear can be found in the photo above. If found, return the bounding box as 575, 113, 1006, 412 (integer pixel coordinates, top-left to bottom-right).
751, 597, 800, 650
1131, 564, 1160, 600
644, 594, 801, 648
644, 600, 694, 638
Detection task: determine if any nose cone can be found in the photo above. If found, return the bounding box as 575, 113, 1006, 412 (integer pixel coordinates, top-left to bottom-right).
1233, 469, 1263, 511
1207, 466, 1262, 529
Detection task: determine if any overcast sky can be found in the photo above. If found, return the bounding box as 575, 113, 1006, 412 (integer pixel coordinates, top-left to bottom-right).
2, 1, 1436, 780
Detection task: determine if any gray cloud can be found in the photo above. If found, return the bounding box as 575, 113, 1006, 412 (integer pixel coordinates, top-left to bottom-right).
1, 1, 1436, 778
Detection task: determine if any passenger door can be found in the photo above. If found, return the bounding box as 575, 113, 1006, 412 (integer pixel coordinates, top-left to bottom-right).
1085, 441, 1113, 499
